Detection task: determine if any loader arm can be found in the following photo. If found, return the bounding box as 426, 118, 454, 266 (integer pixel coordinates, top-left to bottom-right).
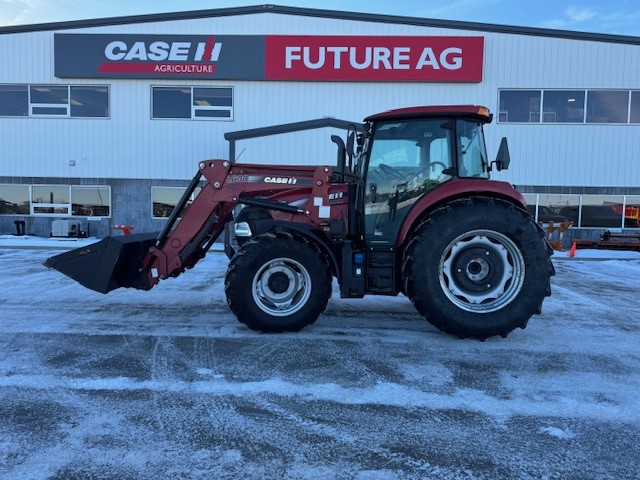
141, 160, 240, 286
46, 159, 338, 294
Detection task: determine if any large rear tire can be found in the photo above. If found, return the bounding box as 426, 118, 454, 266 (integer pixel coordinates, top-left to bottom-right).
225, 232, 331, 332
402, 197, 554, 340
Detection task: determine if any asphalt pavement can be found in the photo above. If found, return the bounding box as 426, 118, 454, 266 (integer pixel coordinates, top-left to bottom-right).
0, 246, 639, 479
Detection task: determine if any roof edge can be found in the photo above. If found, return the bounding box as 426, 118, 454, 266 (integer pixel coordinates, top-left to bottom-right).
1, 4, 639, 45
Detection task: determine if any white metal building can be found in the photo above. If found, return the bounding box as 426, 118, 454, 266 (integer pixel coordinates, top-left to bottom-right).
1, 4, 639, 239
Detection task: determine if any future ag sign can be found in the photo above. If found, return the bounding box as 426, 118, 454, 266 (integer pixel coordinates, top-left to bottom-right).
54, 34, 484, 82
265, 36, 483, 82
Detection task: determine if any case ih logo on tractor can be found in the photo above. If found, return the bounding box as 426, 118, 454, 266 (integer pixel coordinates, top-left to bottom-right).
47, 105, 554, 341
264, 177, 298, 185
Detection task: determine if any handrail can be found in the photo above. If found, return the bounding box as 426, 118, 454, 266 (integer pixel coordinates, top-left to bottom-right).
224, 117, 363, 163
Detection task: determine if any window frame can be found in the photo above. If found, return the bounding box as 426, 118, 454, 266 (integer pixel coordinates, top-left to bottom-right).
70, 185, 111, 217
498, 89, 542, 123
498, 88, 640, 125
69, 85, 111, 119
0, 184, 30, 215
151, 85, 234, 121
629, 91, 640, 124
526, 194, 638, 229
541, 90, 586, 124
585, 90, 630, 124
0, 84, 110, 119
29, 85, 70, 117
30, 185, 71, 216
7, 184, 112, 218
0, 84, 29, 117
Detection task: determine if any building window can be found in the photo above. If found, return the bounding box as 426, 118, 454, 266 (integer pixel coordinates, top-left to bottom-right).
152, 186, 201, 218
0, 85, 28, 116
498, 90, 541, 123
71, 186, 111, 217
630, 91, 640, 123
522, 194, 538, 220
586, 90, 629, 124
542, 90, 585, 123
152, 87, 191, 119
0, 184, 30, 214
152, 86, 233, 120
500, 88, 640, 125
625, 195, 640, 227
70, 86, 109, 118
31, 185, 71, 215
193, 87, 232, 118
525, 194, 639, 229
30, 85, 69, 116
0, 184, 111, 217
0, 84, 108, 118
536, 194, 580, 223
579, 195, 625, 228
152, 187, 182, 217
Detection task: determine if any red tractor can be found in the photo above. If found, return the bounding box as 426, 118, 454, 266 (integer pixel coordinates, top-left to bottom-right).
47, 105, 554, 340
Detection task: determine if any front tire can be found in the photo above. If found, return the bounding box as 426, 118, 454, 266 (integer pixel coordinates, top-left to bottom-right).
403, 197, 554, 340
225, 232, 331, 332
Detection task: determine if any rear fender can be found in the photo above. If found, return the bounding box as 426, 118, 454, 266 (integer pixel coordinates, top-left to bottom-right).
397, 179, 526, 246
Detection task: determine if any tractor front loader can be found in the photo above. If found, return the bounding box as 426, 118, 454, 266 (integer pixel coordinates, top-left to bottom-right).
46, 105, 555, 340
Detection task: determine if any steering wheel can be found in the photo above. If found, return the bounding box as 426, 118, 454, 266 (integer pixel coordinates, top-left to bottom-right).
414, 161, 448, 177
425, 161, 447, 171
377, 163, 406, 180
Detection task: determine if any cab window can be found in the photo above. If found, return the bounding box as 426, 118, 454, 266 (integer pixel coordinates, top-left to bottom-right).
364, 119, 454, 244
457, 120, 490, 178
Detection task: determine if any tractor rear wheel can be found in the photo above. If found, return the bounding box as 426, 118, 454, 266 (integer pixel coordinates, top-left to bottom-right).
225, 232, 331, 332
402, 197, 554, 340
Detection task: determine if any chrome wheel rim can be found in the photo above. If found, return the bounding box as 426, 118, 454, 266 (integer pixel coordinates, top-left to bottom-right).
252, 258, 312, 316
439, 229, 525, 313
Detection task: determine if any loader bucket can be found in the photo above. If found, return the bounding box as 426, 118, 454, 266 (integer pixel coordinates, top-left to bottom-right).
44, 232, 159, 294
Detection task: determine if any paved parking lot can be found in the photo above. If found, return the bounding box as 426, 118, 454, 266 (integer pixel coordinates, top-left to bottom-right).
1, 247, 639, 479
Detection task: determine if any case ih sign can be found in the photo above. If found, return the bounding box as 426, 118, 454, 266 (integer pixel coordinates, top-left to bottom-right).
54, 34, 484, 82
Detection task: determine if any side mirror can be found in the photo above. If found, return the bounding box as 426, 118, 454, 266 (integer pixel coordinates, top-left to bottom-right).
493, 137, 511, 171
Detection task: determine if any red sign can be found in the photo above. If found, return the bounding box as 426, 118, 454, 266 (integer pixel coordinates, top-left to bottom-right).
265, 35, 484, 82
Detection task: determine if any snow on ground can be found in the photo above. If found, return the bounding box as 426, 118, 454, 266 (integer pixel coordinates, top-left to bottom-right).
0, 238, 639, 479
0, 234, 99, 249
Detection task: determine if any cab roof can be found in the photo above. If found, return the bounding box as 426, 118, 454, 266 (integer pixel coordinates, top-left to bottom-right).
365, 105, 492, 123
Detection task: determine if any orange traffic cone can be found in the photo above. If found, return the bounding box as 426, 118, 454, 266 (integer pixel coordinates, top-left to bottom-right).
569, 242, 577, 257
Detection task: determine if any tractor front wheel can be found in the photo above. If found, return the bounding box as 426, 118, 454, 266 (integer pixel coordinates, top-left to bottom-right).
225, 232, 331, 332
403, 197, 554, 340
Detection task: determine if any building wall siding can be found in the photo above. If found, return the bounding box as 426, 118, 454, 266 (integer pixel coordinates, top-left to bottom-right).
1, 12, 639, 188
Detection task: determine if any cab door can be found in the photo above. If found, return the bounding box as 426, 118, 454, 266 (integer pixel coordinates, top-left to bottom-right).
364, 119, 454, 246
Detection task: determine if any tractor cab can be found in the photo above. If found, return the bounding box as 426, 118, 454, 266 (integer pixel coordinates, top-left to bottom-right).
349, 105, 508, 246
